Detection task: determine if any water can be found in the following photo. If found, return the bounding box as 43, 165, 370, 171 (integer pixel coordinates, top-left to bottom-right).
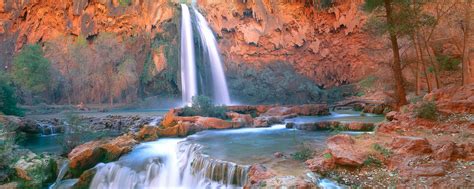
39, 122, 57, 136
90, 139, 244, 189
193, 7, 231, 105
180, 4, 198, 105
49, 160, 78, 189
285, 111, 385, 124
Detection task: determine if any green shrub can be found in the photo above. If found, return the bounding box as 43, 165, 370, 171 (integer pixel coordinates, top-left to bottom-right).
118, 0, 131, 6
181, 96, 227, 119
323, 153, 333, 159
0, 73, 23, 116
372, 143, 393, 157
363, 155, 383, 167
415, 101, 438, 120
436, 55, 461, 71
12, 44, 52, 94
291, 145, 313, 161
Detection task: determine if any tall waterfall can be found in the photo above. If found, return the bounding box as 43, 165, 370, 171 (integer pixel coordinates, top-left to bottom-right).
89, 139, 248, 189
180, 4, 198, 105
193, 7, 231, 105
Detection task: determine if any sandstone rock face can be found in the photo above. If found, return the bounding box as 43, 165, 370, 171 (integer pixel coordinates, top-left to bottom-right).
423, 84, 474, 114
197, 0, 386, 88
305, 150, 336, 173
245, 164, 275, 187
134, 125, 159, 141
68, 134, 137, 176
0, 0, 175, 51
390, 136, 432, 155
326, 134, 367, 166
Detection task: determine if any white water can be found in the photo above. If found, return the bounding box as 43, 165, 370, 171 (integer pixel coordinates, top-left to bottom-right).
193, 7, 231, 105
39, 122, 57, 136
180, 4, 198, 105
90, 139, 245, 189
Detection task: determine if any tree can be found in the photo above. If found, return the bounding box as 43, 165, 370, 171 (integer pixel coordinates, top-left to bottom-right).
462, 0, 473, 85
364, 0, 408, 108
0, 72, 23, 116
12, 44, 52, 95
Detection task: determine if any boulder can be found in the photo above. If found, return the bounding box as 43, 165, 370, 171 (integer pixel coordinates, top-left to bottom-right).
72, 167, 97, 189
195, 117, 235, 129
14, 152, 56, 188
390, 136, 432, 155
245, 164, 275, 187
161, 109, 178, 128
305, 151, 336, 173
326, 134, 367, 166
134, 125, 159, 141
226, 112, 253, 127
432, 141, 456, 161
263, 104, 329, 117
423, 85, 474, 114
68, 135, 137, 177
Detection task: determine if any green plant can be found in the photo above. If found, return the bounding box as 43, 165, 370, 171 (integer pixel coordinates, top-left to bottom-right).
0, 72, 23, 116
12, 44, 52, 94
330, 124, 347, 134
291, 144, 313, 161
363, 155, 383, 167
415, 101, 438, 120
436, 55, 461, 71
181, 96, 227, 119
118, 0, 131, 6
359, 76, 377, 89
323, 153, 333, 159
372, 143, 393, 157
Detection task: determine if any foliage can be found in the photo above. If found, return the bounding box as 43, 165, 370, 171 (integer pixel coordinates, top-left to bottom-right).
118, 0, 131, 6
359, 76, 377, 89
323, 153, 333, 159
436, 55, 461, 71
415, 101, 438, 120
363, 155, 383, 167
372, 143, 393, 157
12, 44, 52, 94
227, 62, 323, 104
291, 144, 313, 161
0, 72, 23, 116
181, 96, 227, 119
330, 124, 348, 134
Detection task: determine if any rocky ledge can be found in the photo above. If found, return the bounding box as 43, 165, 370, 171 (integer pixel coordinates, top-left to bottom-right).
305, 85, 474, 187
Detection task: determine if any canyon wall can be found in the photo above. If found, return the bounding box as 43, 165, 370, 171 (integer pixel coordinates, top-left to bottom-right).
0, 0, 395, 104
197, 0, 388, 88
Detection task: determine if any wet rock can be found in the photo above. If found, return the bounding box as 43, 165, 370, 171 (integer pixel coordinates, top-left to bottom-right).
327, 134, 367, 166
134, 125, 159, 141
293, 121, 375, 131
245, 164, 275, 187
14, 152, 56, 188
263, 104, 329, 117
226, 112, 253, 127
68, 135, 137, 177
273, 152, 284, 158
195, 117, 235, 130
72, 167, 97, 189
390, 136, 432, 155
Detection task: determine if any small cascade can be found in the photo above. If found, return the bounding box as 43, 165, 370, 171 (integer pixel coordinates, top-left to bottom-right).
193, 7, 231, 105
180, 4, 198, 105
38, 122, 56, 136
148, 117, 162, 126
90, 139, 249, 189
49, 160, 78, 189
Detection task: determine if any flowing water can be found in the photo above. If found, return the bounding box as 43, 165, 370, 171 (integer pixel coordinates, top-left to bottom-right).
180, 4, 198, 105
193, 7, 231, 105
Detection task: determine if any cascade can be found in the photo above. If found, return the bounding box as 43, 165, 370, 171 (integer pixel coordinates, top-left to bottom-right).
89, 139, 248, 189
180, 4, 198, 105
193, 7, 231, 105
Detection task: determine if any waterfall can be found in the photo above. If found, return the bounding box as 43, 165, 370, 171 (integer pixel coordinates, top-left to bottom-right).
39, 122, 56, 136
180, 4, 198, 105
89, 139, 248, 189
193, 7, 231, 105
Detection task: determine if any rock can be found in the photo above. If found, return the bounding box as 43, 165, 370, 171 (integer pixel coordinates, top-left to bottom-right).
306, 151, 336, 173
161, 109, 178, 128
72, 167, 97, 189
293, 121, 374, 131
390, 136, 432, 155
226, 112, 253, 127
0, 182, 18, 188
285, 122, 295, 129
68, 135, 137, 177
424, 85, 474, 114
245, 164, 275, 187
385, 111, 399, 121
195, 117, 235, 130
134, 125, 159, 141
273, 152, 284, 158
263, 104, 329, 117
326, 134, 367, 166
14, 152, 55, 188
433, 141, 456, 161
